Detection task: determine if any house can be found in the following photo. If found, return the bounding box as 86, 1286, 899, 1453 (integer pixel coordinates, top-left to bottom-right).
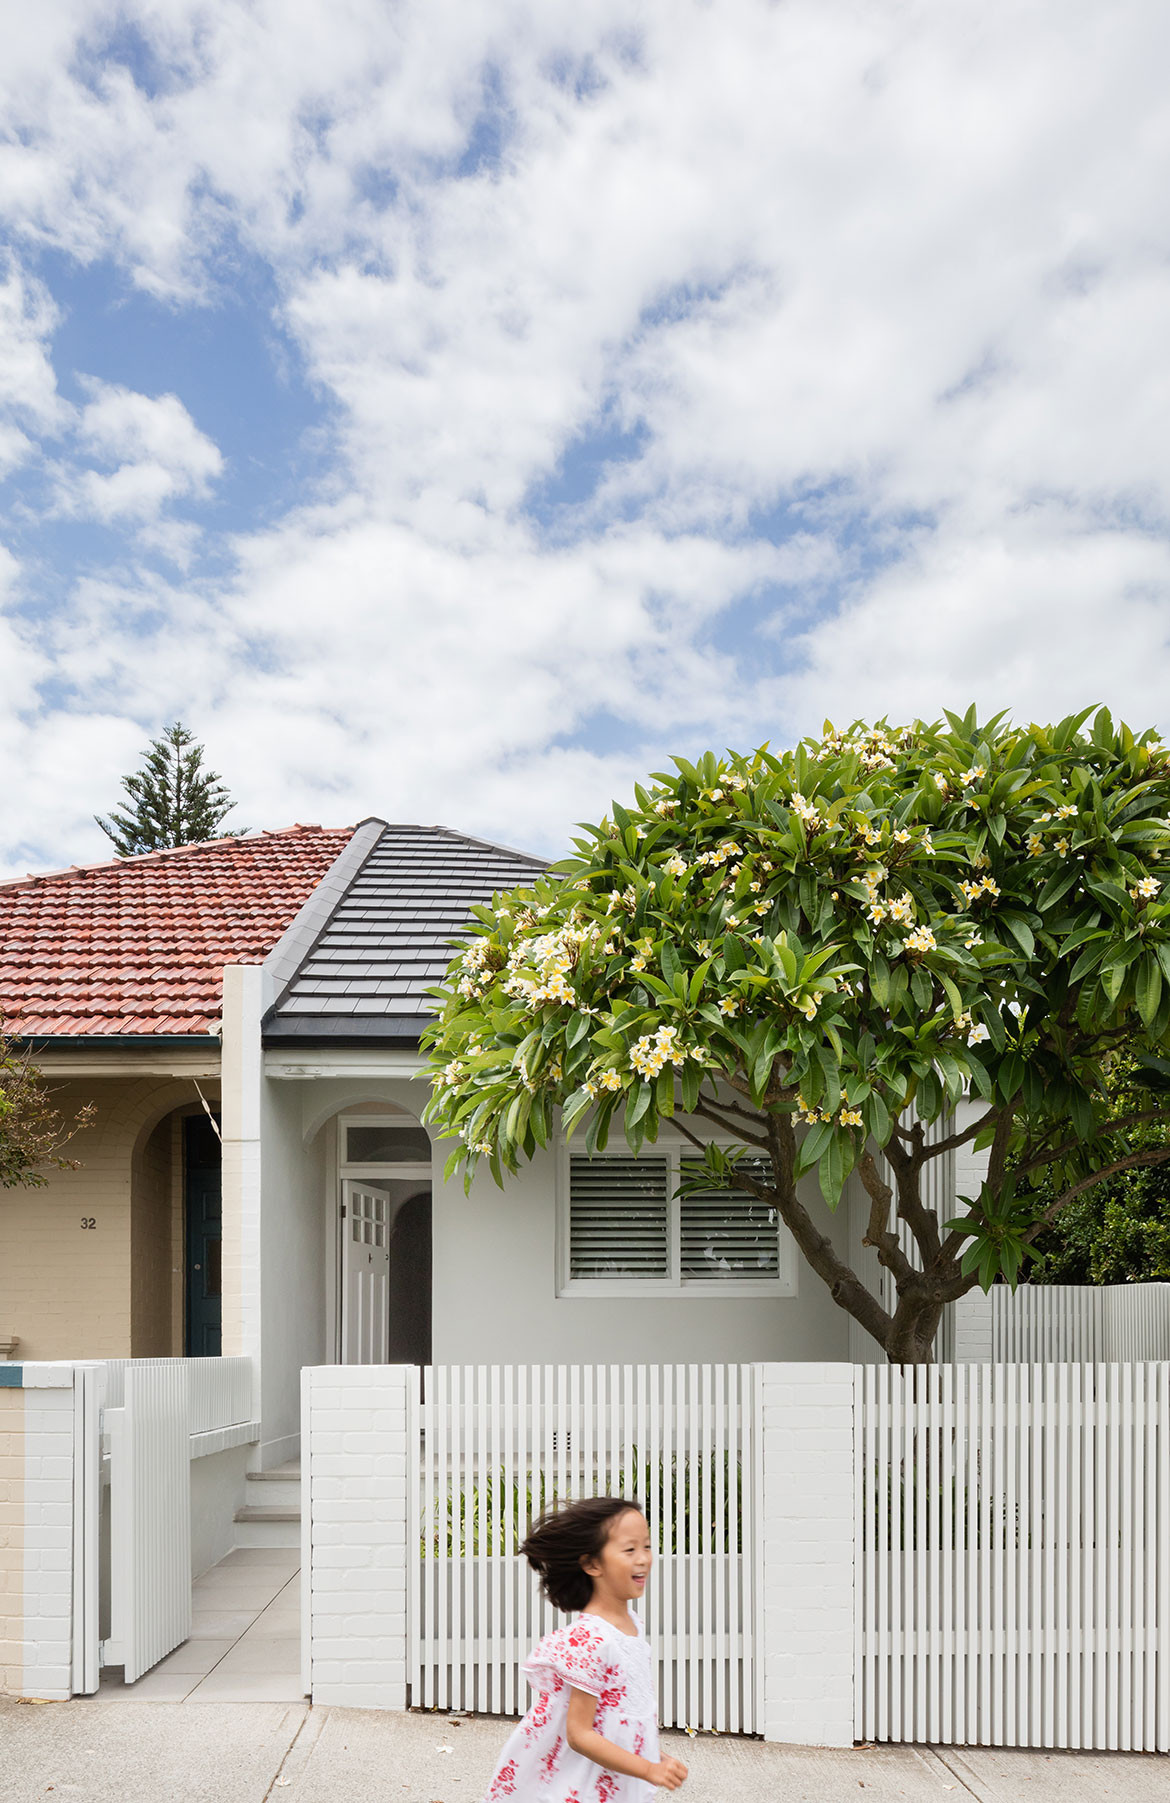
1, 816, 908, 1476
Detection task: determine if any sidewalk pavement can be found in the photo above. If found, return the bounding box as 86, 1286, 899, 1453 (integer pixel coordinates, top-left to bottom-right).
1, 1697, 1166, 1803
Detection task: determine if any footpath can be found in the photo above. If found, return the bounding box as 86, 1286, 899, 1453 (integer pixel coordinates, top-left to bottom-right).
1, 1697, 1166, 1803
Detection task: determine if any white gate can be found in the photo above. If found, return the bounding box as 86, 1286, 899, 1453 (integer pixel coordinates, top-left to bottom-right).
103, 1363, 191, 1682
410, 1364, 757, 1732
855, 1361, 1170, 1751
342, 1181, 391, 1362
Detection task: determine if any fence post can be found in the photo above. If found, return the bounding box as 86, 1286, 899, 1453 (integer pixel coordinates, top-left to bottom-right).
0, 1363, 95, 1701
756, 1362, 855, 1746
303, 1363, 414, 1708
950, 1289, 994, 1363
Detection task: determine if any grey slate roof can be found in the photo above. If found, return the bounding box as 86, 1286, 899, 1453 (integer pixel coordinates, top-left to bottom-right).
261, 820, 546, 1043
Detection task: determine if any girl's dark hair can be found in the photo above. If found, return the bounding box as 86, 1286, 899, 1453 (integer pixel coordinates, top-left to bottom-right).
520, 1495, 641, 1612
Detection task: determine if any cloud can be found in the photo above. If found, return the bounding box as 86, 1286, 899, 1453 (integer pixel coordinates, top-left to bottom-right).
0, 258, 66, 474
65, 379, 222, 521
0, 1, 1169, 882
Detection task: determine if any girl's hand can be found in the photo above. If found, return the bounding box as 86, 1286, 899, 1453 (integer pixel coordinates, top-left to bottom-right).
645, 1755, 688, 1790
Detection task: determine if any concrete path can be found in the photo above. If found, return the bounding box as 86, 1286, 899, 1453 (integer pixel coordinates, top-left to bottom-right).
2, 1698, 1165, 1803
92, 1547, 303, 1704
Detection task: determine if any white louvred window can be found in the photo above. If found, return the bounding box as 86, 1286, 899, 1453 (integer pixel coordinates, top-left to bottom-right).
569, 1155, 670, 1279
679, 1157, 779, 1280
562, 1146, 793, 1294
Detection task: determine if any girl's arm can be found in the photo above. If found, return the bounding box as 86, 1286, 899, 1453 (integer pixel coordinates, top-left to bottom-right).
566, 1687, 688, 1791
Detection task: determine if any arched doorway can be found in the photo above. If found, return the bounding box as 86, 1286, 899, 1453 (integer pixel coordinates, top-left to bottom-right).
388, 1190, 432, 1365
337, 1112, 432, 1364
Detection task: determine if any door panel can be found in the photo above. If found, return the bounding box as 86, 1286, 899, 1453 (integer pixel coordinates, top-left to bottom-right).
342, 1181, 391, 1363
185, 1115, 222, 1358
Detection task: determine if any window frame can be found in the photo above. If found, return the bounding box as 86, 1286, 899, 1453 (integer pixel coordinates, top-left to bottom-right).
555, 1133, 798, 1299
338, 1113, 432, 1180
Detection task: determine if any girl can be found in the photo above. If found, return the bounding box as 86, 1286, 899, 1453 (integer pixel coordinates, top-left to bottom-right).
480, 1496, 689, 1801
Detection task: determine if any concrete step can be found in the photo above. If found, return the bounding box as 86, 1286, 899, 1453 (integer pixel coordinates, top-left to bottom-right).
233, 1504, 300, 1550
245, 1474, 300, 1510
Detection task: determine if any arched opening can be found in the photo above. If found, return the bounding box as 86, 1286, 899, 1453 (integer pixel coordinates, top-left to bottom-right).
336, 1109, 432, 1365
127, 1095, 220, 1358
388, 1190, 432, 1365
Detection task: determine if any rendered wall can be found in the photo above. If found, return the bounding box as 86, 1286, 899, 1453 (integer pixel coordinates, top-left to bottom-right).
190, 1443, 252, 1579
258, 1076, 328, 1466
430, 1138, 856, 1365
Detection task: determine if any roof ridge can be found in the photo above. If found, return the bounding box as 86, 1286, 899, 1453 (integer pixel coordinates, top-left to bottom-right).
262, 820, 386, 1014
2, 823, 355, 890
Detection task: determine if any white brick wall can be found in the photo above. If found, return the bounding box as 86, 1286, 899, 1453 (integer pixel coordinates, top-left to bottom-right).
951, 1288, 994, 1362
0, 1366, 80, 1701
756, 1363, 855, 1747
303, 1364, 412, 1708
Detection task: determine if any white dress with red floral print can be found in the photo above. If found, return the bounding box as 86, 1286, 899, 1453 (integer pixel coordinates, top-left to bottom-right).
480, 1609, 660, 1803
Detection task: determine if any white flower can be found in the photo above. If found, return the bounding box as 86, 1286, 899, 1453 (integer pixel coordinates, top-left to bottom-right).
966, 1023, 991, 1045
664, 853, 688, 877
1131, 875, 1159, 901
961, 765, 986, 785
902, 926, 937, 955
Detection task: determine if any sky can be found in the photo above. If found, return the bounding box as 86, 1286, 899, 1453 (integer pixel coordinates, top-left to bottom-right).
1, 0, 1169, 880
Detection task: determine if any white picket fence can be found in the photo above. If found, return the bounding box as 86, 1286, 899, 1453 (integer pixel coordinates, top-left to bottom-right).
988, 1283, 1170, 1363
855, 1361, 1170, 1751
410, 1364, 757, 1732
951, 1284, 1170, 1365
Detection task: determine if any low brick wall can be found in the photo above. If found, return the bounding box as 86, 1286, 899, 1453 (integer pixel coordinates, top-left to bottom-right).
0, 1365, 81, 1700
302, 1363, 411, 1709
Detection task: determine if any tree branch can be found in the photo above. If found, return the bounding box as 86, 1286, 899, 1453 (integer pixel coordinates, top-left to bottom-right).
1013, 1108, 1170, 1181
1025, 1145, 1170, 1237
857, 1150, 916, 1286
916, 1105, 999, 1161
690, 1099, 772, 1151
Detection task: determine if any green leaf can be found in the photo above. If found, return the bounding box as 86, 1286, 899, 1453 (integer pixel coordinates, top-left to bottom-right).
1000, 913, 1035, 957
866, 1088, 891, 1146
795, 1117, 833, 1175
939, 972, 964, 1021
1137, 955, 1163, 1025
625, 1081, 653, 1132
661, 941, 681, 986
818, 1133, 846, 1208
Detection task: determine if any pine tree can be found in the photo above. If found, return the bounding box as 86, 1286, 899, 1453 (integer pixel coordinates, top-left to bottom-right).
95, 722, 243, 857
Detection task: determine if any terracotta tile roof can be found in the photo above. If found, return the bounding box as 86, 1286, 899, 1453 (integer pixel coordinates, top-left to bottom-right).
0, 825, 355, 1038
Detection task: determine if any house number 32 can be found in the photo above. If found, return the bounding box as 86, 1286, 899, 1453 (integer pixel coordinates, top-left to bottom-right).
80, 1218, 96, 1229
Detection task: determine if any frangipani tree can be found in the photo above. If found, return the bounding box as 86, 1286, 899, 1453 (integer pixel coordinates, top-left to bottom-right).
424, 708, 1170, 1362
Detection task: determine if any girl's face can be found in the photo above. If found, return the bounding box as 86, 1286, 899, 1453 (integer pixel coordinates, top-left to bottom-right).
584, 1508, 653, 1602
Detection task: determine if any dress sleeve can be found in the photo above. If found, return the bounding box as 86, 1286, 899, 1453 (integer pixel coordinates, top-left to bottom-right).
523, 1617, 612, 1700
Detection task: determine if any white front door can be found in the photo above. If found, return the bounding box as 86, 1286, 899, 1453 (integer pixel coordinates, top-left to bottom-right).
341, 1180, 391, 1363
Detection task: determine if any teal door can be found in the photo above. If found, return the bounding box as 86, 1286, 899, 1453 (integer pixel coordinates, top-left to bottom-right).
185, 1115, 222, 1357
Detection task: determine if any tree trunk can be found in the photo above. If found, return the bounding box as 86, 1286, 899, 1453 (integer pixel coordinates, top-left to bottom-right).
885, 1293, 945, 1365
